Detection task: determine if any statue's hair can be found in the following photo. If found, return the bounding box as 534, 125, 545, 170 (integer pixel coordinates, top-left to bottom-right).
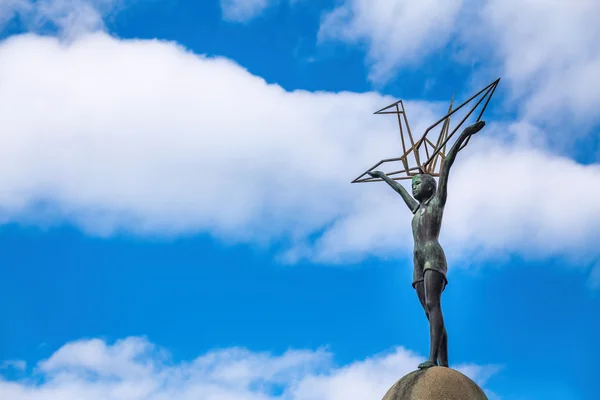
413, 173, 437, 193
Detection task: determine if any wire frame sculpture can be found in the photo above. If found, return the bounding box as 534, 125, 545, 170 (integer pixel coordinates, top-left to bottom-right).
352, 78, 500, 183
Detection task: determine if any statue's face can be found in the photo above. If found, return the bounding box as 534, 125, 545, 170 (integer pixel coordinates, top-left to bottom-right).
412, 174, 435, 201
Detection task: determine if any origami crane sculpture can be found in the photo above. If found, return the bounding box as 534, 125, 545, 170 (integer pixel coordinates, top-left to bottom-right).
352, 78, 500, 183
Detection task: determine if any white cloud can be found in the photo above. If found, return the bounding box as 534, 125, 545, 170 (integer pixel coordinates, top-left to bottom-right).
219, 0, 308, 23
0, 31, 439, 244
0, 0, 121, 38
0, 360, 26, 371
460, 0, 600, 128
220, 0, 276, 23
318, 0, 600, 129
303, 126, 600, 272
0, 337, 499, 399
324, 132, 600, 255
0, 0, 23, 27
0, 31, 600, 281
318, 0, 464, 84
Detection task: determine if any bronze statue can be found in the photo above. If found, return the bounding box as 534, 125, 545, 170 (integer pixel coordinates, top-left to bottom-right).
351, 79, 499, 372
368, 120, 486, 369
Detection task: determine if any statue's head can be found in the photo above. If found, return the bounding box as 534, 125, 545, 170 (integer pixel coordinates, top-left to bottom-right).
412, 174, 436, 201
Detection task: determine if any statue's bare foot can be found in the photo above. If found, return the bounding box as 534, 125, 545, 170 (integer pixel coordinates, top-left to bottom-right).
418, 360, 438, 369
438, 360, 449, 368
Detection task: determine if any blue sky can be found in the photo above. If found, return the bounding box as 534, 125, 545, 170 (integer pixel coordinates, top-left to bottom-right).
0, 0, 599, 399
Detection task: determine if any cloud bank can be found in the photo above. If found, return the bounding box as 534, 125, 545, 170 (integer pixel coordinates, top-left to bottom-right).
318, 0, 464, 84
472, 0, 600, 125
319, 0, 600, 129
0, 337, 500, 399
0, 1, 597, 287
0, 32, 599, 278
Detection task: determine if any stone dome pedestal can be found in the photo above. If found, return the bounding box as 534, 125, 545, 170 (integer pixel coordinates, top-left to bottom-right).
382, 366, 488, 400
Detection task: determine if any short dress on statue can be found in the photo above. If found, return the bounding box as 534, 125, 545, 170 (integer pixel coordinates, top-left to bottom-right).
410, 199, 448, 288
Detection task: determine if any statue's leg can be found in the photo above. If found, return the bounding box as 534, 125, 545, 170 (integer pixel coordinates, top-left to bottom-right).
438, 327, 448, 367
438, 278, 448, 367
418, 269, 446, 369
415, 280, 429, 320
416, 281, 449, 366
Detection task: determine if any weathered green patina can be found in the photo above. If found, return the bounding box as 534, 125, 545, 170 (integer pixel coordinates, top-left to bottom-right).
369, 120, 486, 369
